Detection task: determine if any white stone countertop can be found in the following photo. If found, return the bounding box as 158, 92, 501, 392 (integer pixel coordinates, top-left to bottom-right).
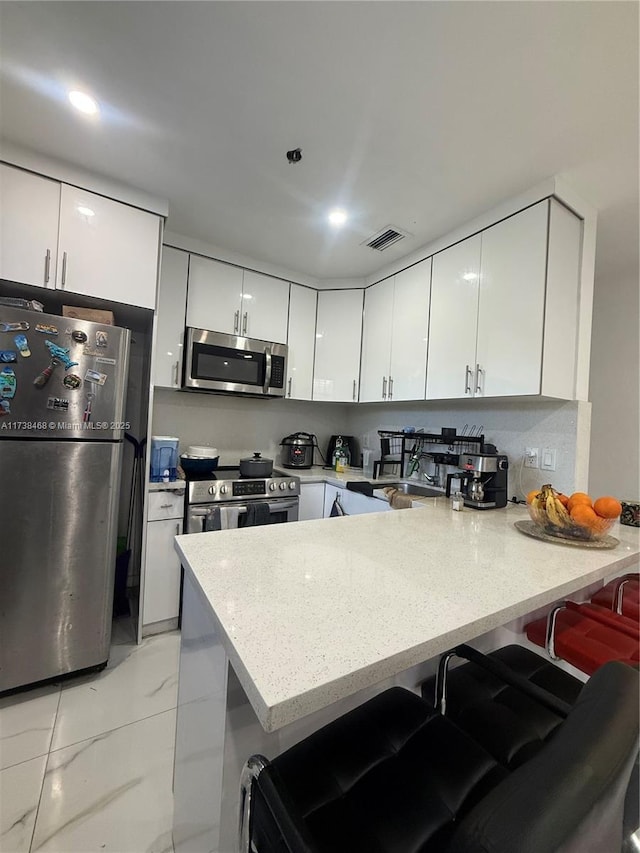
275, 464, 408, 488
175, 495, 640, 733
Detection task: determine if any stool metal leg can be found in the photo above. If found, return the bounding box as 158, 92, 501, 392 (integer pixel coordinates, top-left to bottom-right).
239, 754, 269, 853
545, 602, 567, 660
434, 650, 458, 715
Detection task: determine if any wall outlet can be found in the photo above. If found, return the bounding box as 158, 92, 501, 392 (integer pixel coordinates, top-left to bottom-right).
524, 447, 539, 468
541, 447, 557, 471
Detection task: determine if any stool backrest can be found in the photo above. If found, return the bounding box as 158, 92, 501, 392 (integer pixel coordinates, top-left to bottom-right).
448, 661, 639, 853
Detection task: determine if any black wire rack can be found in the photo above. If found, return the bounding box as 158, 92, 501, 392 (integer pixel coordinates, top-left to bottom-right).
376, 430, 486, 478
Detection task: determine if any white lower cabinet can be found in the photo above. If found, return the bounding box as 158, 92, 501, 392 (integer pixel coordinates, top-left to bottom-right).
323, 485, 391, 517
298, 483, 325, 521
313, 289, 364, 402
143, 491, 185, 634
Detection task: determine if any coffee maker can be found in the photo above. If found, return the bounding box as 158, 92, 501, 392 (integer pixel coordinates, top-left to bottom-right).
446, 452, 508, 510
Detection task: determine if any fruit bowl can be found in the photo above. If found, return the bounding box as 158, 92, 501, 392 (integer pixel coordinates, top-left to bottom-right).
527, 503, 615, 541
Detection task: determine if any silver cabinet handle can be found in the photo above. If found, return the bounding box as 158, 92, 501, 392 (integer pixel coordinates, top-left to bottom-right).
61, 252, 67, 289
382, 376, 387, 400
465, 364, 472, 394
160, 503, 173, 509
287, 377, 292, 398
173, 360, 180, 387
388, 376, 393, 400
233, 310, 240, 334
475, 363, 483, 394
176, 523, 180, 535
44, 249, 51, 284
242, 312, 248, 335
352, 379, 357, 401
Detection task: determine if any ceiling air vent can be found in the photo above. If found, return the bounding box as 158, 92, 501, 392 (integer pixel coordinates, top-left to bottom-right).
363, 225, 410, 252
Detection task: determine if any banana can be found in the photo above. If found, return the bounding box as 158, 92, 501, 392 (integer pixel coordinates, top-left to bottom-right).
552, 496, 572, 527
542, 484, 572, 528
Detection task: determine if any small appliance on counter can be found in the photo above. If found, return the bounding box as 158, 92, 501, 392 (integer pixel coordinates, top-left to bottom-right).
150, 435, 180, 482
445, 452, 508, 509
280, 432, 316, 469
326, 435, 357, 469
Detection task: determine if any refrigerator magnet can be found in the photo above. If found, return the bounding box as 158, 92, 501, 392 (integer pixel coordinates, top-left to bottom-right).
71, 330, 88, 343
0, 321, 29, 332
46, 397, 70, 412
0, 350, 17, 363
35, 323, 59, 336
62, 374, 82, 390
0, 399, 10, 416
14, 334, 31, 357
84, 368, 107, 386
0, 367, 17, 399
44, 341, 78, 371
95, 357, 116, 365
96, 330, 108, 348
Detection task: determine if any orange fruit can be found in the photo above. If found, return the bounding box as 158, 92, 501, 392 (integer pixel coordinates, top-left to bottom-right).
593, 496, 622, 519
570, 503, 599, 530
557, 493, 570, 507
526, 489, 540, 505
567, 492, 592, 512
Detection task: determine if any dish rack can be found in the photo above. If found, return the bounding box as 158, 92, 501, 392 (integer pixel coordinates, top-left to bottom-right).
376, 430, 485, 478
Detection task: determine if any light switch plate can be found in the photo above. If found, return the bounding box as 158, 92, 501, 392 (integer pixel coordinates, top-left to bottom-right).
541, 448, 557, 471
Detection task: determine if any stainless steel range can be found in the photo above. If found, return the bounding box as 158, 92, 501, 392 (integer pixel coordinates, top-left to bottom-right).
185, 467, 300, 533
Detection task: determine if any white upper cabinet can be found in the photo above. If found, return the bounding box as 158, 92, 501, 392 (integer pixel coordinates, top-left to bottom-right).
286, 284, 317, 400
427, 200, 580, 400
154, 247, 189, 388
427, 235, 481, 399
360, 259, 431, 403
313, 289, 363, 402
389, 258, 431, 401
360, 278, 394, 402
57, 185, 161, 308
241, 269, 289, 343
0, 164, 60, 288
475, 202, 548, 396
187, 255, 243, 332
186, 257, 289, 343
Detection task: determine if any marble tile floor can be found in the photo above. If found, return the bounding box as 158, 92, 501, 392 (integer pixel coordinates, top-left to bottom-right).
0, 620, 180, 853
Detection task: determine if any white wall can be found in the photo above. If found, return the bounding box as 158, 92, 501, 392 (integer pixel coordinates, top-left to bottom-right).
346, 398, 590, 499
152, 390, 348, 468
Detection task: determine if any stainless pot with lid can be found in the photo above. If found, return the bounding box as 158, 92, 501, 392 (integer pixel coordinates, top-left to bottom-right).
239, 452, 273, 478
280, 432, 315, 469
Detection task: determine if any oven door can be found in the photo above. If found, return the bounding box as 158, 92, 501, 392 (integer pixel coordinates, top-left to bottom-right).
187, 499, 299, 534
183, 328, 287, 397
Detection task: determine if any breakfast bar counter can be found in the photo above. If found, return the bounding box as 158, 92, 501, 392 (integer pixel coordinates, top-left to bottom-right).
172, 501, 639, 853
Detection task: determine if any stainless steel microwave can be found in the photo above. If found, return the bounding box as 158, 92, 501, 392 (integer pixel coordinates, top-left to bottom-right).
182, 328, 288, 397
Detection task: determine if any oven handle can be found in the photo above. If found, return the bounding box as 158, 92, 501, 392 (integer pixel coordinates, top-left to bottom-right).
263, 346, 272, 394
190, 499, 299, 517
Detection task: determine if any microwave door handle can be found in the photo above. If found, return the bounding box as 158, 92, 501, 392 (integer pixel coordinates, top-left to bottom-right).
263, 347, 272, 394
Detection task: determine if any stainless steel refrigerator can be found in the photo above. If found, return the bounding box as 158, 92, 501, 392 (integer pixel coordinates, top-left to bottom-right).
0, 305, 130, 692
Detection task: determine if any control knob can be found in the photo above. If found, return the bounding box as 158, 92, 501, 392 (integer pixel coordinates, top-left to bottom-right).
208, 485, 217, 496
220, 485, 228, 495
288, 481, 297, 490
269, 482, 277, 491
279, 482, 287, 491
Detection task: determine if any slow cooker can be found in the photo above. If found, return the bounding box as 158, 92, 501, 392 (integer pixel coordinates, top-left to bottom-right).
280, 432, 315, 469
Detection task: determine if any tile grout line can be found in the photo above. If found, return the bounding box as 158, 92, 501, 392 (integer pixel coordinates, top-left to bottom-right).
28, 685, 63, 853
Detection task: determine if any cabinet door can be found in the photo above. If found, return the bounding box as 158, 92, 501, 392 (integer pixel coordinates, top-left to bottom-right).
359, 279, 393, 403
389, 258, 431, 401
154, 247, 188, 388
299, 483, 325, 521
186, 255, 243, 333
476, 202, 548, 397
241, 270, 289, 344
426, 235, 481, 400
0, 164, 60, 288
56, 185, 160, 308
143, 518, 182, 627
287, 284, 317, 400
341, 489, 391, 515
313, 289, 363, 402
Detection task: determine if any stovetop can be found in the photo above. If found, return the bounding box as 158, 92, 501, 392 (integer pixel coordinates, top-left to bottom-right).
187, 466, 300, 504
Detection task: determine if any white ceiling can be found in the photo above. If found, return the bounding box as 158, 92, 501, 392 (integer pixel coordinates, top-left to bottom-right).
1, 1, 637, 281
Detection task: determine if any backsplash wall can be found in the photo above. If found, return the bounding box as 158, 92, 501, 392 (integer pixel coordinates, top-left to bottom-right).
346, 398, 591, 499
152, 390, 349, 467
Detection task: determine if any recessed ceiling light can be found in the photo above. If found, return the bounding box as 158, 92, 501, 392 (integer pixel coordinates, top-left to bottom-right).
77, 205, 95, 217
328, 208, 347, 226
68, 90, 99, 115
462, 272, 478, 281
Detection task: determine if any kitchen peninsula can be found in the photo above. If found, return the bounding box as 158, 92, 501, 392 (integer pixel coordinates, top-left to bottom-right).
172, 501, 639, 853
